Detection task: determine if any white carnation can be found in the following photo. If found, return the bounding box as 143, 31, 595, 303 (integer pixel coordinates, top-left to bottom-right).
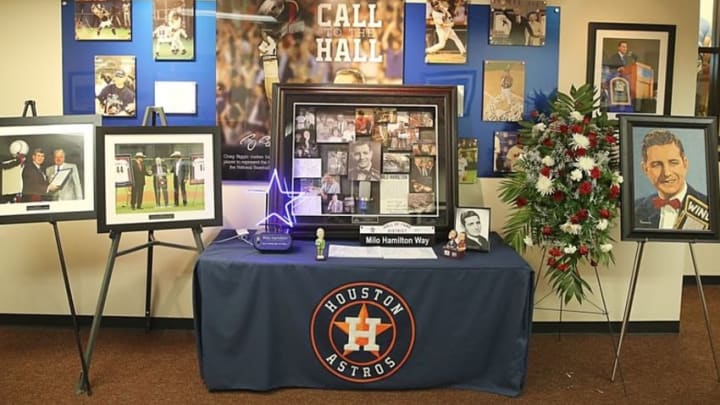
600, 243, 613, 253
541, 156, 555, 166
572, 133, 590, 149
596, 219, 609, 231
570, 169, 583, 182
560, 222, 581, 235
564, 245, 577, 254
570, 110, 584, 122
613, 171, 624, 185
532, 122, 547, 134
523, 235, 534, 246
576, 156, 596, 171
535, 175, 554, 195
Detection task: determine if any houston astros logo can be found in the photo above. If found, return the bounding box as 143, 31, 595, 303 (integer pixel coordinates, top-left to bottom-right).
310, 282, 415, 383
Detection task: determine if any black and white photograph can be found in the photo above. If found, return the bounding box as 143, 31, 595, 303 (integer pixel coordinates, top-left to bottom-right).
410, 156, 435, 193
0, 115, 98, 224
383, 152, 411, 173
619, 115, 720, 242
489, 0, 546, 46
316, 110, 356, 143
323, 147, 348, 176
347, 140, 382, 181
295, 128, 319, 158
96, 126, 222, 233
454, 207, 491, 252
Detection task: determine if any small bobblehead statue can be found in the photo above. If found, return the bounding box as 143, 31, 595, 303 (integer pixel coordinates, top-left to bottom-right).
443, 229, 464, 259
315, 227, 326, 261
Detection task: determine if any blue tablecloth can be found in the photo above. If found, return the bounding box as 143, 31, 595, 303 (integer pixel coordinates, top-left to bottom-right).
194, 230, 533, 396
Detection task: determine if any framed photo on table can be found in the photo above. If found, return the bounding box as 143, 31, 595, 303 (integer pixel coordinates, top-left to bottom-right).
96, 126, 222, 233
0, 115, 98, 224
270, 84, 458, 239
454, 207, 491, 252
586, 22, 676, 119
619, 115, 720, 242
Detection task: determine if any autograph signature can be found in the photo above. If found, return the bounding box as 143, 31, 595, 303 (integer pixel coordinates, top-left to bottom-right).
240, 132, 271, 151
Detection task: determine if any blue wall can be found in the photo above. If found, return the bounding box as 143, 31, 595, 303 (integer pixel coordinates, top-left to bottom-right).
61, 0, 216, 126
404, 4, 560, 177
61, 2, 558, 177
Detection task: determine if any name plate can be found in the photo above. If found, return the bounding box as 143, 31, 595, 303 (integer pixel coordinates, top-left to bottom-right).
253, 232, 293, 252
359, 221, 435, 247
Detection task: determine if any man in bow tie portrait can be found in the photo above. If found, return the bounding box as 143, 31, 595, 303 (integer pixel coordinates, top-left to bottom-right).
348, 140, 381, 182
633, 129, 709, 230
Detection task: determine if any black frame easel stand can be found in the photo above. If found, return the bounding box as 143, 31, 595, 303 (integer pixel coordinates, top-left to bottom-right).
533, 248, 627, 395
19, 101, 92, 395
611, 240, 720, 383
76, 107, 204, 394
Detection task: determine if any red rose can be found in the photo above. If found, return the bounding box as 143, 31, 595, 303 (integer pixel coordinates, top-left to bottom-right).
578, 181, 592, 196
560, 125, 569, 134
609, 184, 620, 199
583, 116, 591, 125
540, 166, 551, 177
542, 225, 553, 235
579, 245, 589, 256
516, 197, 528, 207
543, 138, 554, 147
605, 134, 617, 144
590, 167, 601, 179
571, 124, 583, 134
547, 257, 557, 267
552, 190, 565, 202
570, 215, 580, 224
575, 148, 587, 157
599, 208, 611, 219
549, 246, 563, 257
531, 110, 539, 118
588, 133, 598, 148
578, 209, 589, 220
557, 263, 570, 272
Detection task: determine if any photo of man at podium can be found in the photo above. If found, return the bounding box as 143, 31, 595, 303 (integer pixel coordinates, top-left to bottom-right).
600, 39, 658, 114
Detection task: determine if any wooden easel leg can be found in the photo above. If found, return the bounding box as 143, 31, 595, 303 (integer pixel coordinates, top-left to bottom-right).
689, 242, 720, 382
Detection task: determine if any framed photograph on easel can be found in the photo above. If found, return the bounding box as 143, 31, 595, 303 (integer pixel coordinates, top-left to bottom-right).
0, 115, 98, 224
619, 115, 720, 242
454, 207, 491, 252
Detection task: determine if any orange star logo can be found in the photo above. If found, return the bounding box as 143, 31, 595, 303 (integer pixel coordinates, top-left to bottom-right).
334, 303, 393, 357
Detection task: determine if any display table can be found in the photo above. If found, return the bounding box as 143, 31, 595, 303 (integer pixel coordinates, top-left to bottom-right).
193, 230, 534, 397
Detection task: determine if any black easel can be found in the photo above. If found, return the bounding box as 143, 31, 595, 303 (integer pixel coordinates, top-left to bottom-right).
76, 106, 205, 394
533, 248, 626, 395
611, 241, 720, 383
20, 101, 91, 395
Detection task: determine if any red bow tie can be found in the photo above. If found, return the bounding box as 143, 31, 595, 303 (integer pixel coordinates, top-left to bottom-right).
652, 197, 681, 210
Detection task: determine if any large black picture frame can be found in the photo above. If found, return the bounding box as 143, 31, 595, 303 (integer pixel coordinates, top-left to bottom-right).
619, 115, 720, 242
96, 126, 222, 233
270, 84, 458, 239
0, 115, 99, 224
586, 22, 676, 119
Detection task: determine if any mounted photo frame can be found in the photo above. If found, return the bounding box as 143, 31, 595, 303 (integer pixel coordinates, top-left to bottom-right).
586, 22, 676, 119
74, 0, 132, 41
96, 126, 222, 233
454, 207, 491, 252
619, 115, 720, 242
271, 84, 458, 239
0, 115, 99, 224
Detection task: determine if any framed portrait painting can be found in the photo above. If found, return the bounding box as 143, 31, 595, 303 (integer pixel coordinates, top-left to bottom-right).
586, 23, 676, 119
454, 207, 491, 252
0, 115, 99, 224
96, 126, 222, 233
619, 115, 720, 242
